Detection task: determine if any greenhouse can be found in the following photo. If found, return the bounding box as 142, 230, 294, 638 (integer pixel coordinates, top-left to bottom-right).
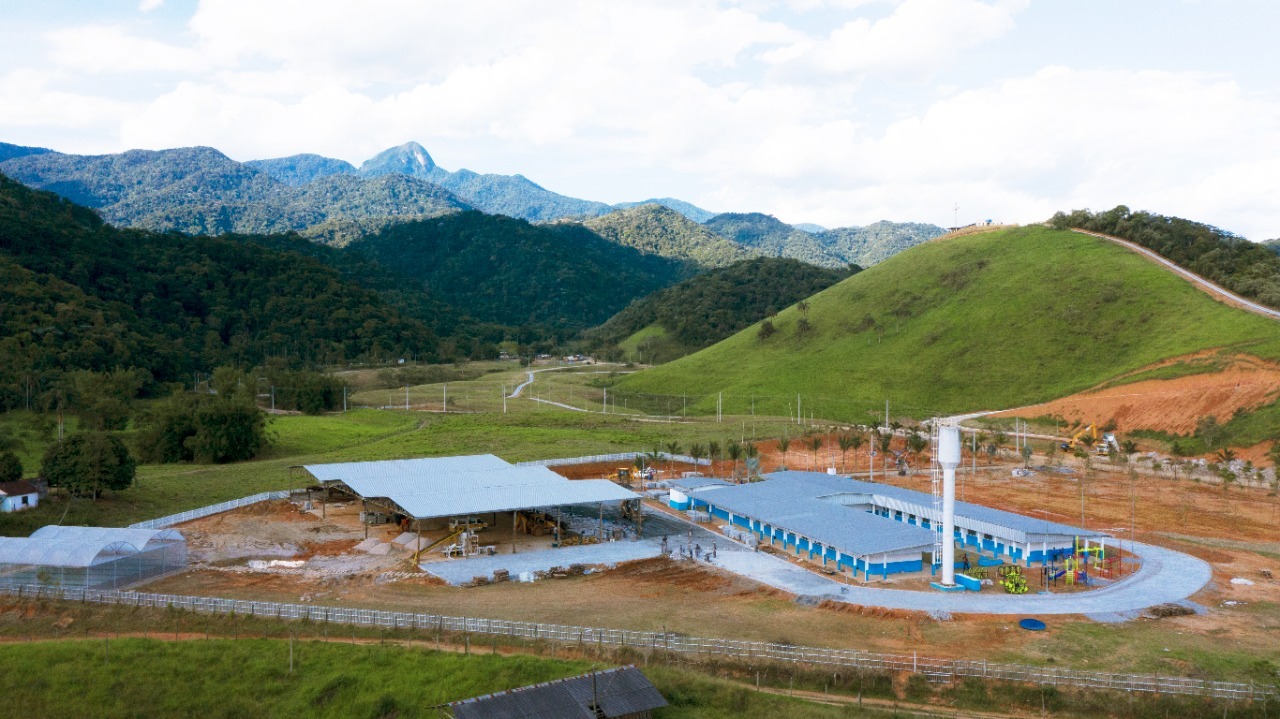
0, 526, 187, 590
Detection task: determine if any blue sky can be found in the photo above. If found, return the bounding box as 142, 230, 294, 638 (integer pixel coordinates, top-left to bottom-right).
1, 0, 1276, 238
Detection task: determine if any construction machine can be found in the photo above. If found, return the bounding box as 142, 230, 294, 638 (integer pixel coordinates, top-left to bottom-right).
1060, 424, 1121, 455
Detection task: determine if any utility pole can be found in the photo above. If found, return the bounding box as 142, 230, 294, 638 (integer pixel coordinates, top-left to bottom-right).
271, 386, 275, 412
443, 383, 447, 413
603, 387, 608, 415
343, 386, 347, 412
717, 392, 722, 423
404, 385, 409, 411
502, 385, 507, 414
797, 395, 801, 425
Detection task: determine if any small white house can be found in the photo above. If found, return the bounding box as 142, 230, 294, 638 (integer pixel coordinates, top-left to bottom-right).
0, 481, 39, 512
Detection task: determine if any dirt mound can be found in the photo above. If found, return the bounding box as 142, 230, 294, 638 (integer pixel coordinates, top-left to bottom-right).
611, 556, 734, 592
1000, 354, 1280, 435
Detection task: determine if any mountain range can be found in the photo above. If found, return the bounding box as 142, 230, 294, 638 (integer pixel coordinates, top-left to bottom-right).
0, 139, 943, 266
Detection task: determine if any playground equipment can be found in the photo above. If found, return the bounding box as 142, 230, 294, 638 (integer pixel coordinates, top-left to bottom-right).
999, 565, 1029, 594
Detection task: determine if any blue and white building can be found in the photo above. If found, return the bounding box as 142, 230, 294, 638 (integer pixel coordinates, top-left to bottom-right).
673, 471, 1105, 581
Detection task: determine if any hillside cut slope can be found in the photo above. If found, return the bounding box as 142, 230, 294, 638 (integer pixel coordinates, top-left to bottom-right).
614, 226, 1280, 418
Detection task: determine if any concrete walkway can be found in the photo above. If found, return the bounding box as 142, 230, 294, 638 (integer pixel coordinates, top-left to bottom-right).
421, 541, 664, 585
707, 540, 1211, 615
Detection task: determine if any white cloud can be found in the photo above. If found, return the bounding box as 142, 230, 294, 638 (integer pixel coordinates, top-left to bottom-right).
1, 0, 1276, 239
138, 0, 164, 12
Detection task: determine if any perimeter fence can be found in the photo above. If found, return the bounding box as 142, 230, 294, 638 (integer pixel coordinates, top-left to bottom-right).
515, 452, 710, 468
4, 584, 1273, 703
128, 491, 292, 530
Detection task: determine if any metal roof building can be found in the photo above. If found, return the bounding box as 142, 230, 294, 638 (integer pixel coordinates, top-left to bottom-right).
0, 526, 186, 590
681, 471, 1106, 580
302, 454, 640, 521
446, 665, 666, 719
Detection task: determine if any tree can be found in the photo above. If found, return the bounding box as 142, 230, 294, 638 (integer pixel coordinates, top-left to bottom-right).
836, 433, 855, 473
849, 431, 866, 476
138, 392, 269, 464
877, 431, 893, 474
688, 443, 707, 470
776, 435, 791, 470
41, 432, 135, 499
0, 452, 21, 483
727, 440, 743, 480
744, 442, 759, 480
807, 435, 824, 471
707, 440, 721, 474
905, 431, 928, 472
65, 368, 151, 431
757, 319, 776, 341
665, 441, 681, 474
1195, 416, 1224, 451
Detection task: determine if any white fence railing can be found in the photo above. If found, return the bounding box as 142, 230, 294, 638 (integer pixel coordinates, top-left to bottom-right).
129, 491, 291, 529
516, 452, 711, 468
3, 584, 1272, 703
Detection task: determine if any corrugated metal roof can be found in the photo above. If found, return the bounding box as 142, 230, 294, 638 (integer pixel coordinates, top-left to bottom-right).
687, 480, 936, 557
304, 456, 640, 520
669, 477, 731, 491
772, 472, 1104, 541
303, 454, 512, 484
450, 665, 666, 719
394, 480, 639, 520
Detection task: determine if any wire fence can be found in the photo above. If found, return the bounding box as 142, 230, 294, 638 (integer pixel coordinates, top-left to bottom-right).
128, 491, 292, 530
3, 584, 1272, 702
515, 452, 711, 468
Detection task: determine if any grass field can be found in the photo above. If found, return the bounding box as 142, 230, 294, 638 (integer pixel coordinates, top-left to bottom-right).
0, 636, 903, 719
614, 226, 1280, 419
0, 399, 800, 536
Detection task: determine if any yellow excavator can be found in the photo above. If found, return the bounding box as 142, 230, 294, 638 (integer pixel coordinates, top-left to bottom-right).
1061, 424, 1119, 455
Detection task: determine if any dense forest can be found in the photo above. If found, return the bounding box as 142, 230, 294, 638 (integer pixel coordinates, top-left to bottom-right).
587, 257, 855, 363
1050, 206, 1280, 309
0, 173, 490, 409
0, 147, 470, 243
582, 204, 755, 268
705, 212, 844, 267
350, 211, 688, 331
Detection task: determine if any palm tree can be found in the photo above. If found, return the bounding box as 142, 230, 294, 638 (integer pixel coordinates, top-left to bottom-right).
992, 431, 1008, 459
1216, 447, 1237, 464
727, 440, 743, 480
905, 431, 927, 472
836, 433, 855, 473
744, 442, 759, 480
807, 435, 824, 471
877, 429, 893, 467
688, 443, 706, 472
665, 441, 681, 474
777, 435, 791, 470
707, 440, 721, 475
849, 431, 866, 477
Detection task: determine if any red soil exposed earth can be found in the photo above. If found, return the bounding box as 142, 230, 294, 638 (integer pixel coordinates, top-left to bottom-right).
997, 354, 1280, 436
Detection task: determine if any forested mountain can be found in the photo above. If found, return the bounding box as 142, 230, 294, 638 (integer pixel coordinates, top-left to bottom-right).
583, 204, 756, 268
704, 212, 844, 267
359, 142, 612, 221
816, 221, 946, 267
611, 197, 716, 223
0, 173, 463, 409
1051, 206, 1280, 309
586, 257, 853, 363
245, 153, 357, 186
0, 146, 468, 240
0, 142, 53, 163
349, 211, 688, 329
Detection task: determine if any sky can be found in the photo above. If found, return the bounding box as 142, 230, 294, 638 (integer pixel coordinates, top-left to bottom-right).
0, 0, 1276, 238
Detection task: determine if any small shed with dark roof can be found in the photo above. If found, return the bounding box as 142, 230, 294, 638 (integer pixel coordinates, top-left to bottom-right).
445, 665, 666, 719
0, 481, 39, 513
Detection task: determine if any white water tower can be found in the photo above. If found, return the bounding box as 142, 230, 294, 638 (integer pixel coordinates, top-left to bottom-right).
937, 425, 962, 586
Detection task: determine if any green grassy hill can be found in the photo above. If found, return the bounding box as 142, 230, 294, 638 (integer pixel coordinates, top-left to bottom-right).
613, 226, 1280, 419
